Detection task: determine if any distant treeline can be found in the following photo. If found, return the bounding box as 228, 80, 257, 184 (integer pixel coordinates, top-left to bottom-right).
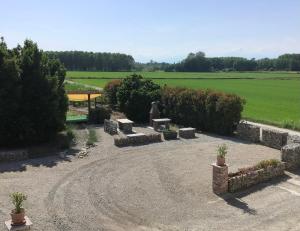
164, 52, 300, 72
45, 51, 135, 71
46, 50, 300, 72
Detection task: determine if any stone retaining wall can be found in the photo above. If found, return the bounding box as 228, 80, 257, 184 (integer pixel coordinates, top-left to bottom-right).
236, 122, 260, 142
281, 143, 300, 169
228, 162, 286, 192
114, 133, 161, 147
262, 128, 288, 149
0, 150, 28, 162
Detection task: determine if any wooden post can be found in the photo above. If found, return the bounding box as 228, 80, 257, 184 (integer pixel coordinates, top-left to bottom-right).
88, 94, 91, 115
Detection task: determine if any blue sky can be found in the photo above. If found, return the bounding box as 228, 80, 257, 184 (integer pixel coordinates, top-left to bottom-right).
1, 0, 299, 62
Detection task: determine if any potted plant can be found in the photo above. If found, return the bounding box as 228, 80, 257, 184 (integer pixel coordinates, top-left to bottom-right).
162, 128, 177, 140
217, 144, 227, 166
10, 192, 27, 226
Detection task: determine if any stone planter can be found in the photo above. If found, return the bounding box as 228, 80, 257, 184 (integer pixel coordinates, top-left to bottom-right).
163, 130, 177, 140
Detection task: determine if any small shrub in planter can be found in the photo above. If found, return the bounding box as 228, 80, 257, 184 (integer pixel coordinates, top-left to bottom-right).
10, 192, 27, 225
163, 129, 178, 140
217, 144, 227, 166
88, 106, 112, 124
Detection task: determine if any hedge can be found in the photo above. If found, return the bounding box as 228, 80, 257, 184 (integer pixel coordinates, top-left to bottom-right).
161, 87, 245, 135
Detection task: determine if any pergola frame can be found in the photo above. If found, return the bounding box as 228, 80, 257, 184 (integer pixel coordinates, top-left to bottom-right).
67, 90, 102, 114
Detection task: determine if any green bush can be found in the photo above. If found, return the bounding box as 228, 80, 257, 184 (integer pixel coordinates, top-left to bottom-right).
0, 38, 68, 146
117, 74, 161, 122
104, 79, 122, 108
256, 159, 281, 169
161, 87, 245, 135
88, 106, 112, 124
86, 128, 98, 146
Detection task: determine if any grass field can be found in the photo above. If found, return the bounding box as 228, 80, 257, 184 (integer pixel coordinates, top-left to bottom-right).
66, 71, 300, 128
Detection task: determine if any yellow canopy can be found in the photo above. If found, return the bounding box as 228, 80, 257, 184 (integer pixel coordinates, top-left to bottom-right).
67, 93, 101, 102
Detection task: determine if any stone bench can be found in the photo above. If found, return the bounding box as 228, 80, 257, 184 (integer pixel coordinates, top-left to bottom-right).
117, 118, 134, 134
179, 127, 196, 139
262, 128, 288, 149
152, 118, 171, 131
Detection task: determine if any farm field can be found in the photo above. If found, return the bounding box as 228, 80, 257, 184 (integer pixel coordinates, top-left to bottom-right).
67, 71, 300, 79
66, 71, 300, 128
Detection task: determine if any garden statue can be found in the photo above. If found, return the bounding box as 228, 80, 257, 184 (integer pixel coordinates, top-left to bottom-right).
149, 101, 160, 126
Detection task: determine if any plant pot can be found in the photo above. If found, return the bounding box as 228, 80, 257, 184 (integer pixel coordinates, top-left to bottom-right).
217, 156, 225, 166
11, 209, 25, 226
163, 130, 177, 140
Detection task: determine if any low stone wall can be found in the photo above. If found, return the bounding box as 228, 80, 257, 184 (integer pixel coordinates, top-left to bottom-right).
236, 122, 260, 143
228, 162, 286, 193
104, 119, 118, 135
0, 149, 28, 162
281, 143, 300, 169
261, 128, 288, 149
114, 133, 161, 147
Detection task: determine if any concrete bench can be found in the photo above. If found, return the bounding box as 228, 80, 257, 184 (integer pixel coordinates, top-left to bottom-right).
117, 118, 134, 134
179, 127, 196, 139
152, 118, 171, 131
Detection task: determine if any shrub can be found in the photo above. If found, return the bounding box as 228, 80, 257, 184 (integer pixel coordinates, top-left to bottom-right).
256, 159, 281, 170
0, 38, 68, 146
161, 87, 245, 135
88, 106, 112, 124
10, 192, 27, 213
217, 144, 228, 158
86, 128, 98, 146
117, 74, 161, 122
104, 79, 122, 108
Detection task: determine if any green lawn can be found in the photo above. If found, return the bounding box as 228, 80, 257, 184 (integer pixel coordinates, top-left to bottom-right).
66, 71, 300, 128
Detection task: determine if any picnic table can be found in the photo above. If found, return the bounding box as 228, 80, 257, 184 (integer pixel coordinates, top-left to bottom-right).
152, 118, 171, 131
117, 118, 134, 133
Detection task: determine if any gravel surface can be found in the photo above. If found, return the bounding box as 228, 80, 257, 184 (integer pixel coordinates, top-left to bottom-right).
1, 126, 300, 231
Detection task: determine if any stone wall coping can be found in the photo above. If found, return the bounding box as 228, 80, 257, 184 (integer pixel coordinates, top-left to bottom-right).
179, 127, 195, 131
262, 128, 288, 135
211, 163, 229, 168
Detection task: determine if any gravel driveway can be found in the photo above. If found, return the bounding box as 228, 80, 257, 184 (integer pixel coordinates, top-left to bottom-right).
1, 127, 300, 231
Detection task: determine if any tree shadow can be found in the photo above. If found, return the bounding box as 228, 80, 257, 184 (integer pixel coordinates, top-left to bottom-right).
0, 147, 80, 173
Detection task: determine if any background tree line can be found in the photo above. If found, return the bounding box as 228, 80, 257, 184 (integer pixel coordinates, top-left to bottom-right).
46, 50, 300, 72
46, 51, 135, 71
164, 52, 300, 72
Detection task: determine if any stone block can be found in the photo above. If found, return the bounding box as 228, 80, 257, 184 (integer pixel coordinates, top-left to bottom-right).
236, 122, 260, 143
281, 143, 300, 169
179, 128, 196, 139
262, 128, 288, 149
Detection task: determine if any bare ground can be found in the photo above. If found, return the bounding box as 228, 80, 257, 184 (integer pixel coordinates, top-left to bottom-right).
1, 126, 300, 231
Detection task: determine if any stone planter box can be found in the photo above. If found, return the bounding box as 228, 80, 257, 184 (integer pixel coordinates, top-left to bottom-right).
114, 133, 161, 147
163, 130, 177, 140
228, 162, 286, 193
262, 128, 288, 149
236, 122, 260, 143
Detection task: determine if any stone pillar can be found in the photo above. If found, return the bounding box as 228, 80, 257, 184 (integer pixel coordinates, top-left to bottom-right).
211, 163, 228, 194
149, 101, 160, 126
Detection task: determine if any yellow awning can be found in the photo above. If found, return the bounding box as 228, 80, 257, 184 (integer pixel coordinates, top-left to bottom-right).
67, 93, 101, 102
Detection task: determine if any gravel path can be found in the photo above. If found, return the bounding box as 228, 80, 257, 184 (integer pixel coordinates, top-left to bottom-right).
1, 127, 300, 231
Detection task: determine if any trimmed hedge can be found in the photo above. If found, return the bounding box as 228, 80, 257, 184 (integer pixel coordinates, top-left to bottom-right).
161, 87, 245, 135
